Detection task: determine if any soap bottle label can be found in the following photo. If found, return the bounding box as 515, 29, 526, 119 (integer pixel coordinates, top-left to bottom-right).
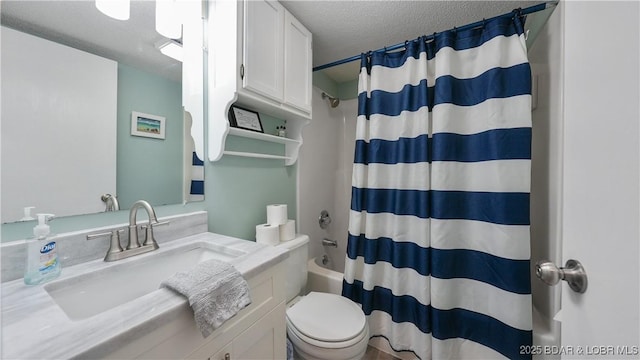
38, 241, 58, 274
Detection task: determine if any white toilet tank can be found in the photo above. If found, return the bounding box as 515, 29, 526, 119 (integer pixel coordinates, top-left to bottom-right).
275, 235, 309, 302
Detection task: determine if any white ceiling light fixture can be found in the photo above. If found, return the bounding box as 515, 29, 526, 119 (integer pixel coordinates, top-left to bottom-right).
157, 40, 183, 62
95, 0, 130, 21
156, 0, 182, 39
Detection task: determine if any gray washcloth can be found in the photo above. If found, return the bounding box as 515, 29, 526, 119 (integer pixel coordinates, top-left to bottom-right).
160, 259, 251, 337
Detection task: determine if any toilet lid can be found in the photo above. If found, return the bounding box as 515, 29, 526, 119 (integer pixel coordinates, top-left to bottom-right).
286, 292, 366, 342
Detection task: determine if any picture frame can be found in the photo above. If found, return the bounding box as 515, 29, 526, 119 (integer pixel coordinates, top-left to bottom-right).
228, 105, 263, 133
131, 111, 166, 140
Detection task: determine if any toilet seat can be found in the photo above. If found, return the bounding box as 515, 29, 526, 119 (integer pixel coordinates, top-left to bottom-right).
286, 292, 368, 349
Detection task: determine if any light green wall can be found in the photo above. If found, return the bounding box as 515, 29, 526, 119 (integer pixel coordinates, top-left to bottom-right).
116, 64, 183, 209
312, 70, 358, 100
203, 113, 296, 241
312, 71, 339, 96
206, 153, 296, 241
337, 79, 359, 100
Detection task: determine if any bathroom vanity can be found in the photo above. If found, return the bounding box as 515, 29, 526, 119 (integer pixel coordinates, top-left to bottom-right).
0, 213, 288, 359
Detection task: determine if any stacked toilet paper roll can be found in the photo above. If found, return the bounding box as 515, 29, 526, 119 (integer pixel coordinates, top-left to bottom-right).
267, 204, 288, 226
255, 204, 297, 245
278, 219, 295, 242
255, 223, 279, 246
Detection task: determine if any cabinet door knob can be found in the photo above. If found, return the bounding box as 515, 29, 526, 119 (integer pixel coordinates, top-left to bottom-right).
224, 353, 231, 360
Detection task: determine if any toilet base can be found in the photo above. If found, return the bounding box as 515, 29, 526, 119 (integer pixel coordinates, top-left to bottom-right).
292, 346, 365, 360
286, 325, 369, 360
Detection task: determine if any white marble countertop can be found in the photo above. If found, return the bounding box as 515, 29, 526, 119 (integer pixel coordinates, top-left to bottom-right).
1, 232, 288, 360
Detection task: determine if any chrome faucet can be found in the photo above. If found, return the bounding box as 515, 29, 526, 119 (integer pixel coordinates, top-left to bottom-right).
101, 193, 120, 212
322, 238, 338, 247
87, 200, 169, 261
128, 200, 163, 249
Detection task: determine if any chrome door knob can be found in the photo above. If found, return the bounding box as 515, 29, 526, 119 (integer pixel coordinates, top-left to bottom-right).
535, 261, 562, 285
535, 259, 588, 293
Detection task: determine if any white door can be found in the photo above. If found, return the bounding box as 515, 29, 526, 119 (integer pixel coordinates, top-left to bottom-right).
557, 1, 639, 357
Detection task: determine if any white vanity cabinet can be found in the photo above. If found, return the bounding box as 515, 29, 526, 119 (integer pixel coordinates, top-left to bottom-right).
204, 303, 286, 360
102, 262, 286, 360
208, 0, 312, 165
187, 262, 286, 360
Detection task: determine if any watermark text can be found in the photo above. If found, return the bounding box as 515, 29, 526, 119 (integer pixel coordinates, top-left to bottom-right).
520, 345, 639, 356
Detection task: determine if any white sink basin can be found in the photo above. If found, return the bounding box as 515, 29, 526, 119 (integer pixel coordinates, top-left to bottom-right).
44, 242, 247, 320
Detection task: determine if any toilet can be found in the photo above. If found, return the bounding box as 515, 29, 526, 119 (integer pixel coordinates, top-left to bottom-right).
277, 235, 369, 360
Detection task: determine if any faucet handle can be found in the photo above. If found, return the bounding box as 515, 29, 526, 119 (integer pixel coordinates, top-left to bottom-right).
86, 231, 113, 240
152, 220, 170, 227
87, 229, 125, 261
139, 220, 169, 248
139, 220, 169, 232
140, 221, 169, 231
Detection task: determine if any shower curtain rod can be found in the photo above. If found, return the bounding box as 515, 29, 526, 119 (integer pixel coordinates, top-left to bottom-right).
312, 1, 557, 72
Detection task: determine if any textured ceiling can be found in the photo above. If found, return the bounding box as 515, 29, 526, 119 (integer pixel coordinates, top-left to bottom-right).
282, 0, 541, 82
1, 0, 542, 84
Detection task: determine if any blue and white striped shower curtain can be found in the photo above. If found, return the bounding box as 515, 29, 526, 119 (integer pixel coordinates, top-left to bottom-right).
189, 151, 205, 201
343, 13, 532, 360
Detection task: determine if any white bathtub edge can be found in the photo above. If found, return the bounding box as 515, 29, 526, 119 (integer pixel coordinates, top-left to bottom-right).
307, 257, 343, 295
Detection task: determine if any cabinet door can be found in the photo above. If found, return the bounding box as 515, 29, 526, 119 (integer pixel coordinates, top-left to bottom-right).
231, 302, 286, 360
283, 10, 312, 113
243, 0, 284, 102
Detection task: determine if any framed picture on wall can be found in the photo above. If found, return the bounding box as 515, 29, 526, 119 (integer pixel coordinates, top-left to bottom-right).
228, 105, 263, 133
131, 111, 166, 139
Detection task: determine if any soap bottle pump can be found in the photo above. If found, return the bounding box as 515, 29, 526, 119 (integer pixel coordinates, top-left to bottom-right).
24, 214, 62, 285
20, 206, 36, 221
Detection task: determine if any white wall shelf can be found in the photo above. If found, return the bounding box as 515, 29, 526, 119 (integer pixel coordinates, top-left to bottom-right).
223, 151, 292, 161
228, 127, 300, 145
207, 0, 312, 167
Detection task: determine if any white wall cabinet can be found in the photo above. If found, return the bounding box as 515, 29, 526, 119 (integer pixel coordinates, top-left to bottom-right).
208, 0, 312, 165
243, 0, 284, 102
283, 10, 313, 113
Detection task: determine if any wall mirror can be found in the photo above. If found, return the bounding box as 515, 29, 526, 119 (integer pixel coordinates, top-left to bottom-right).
1, 0, 205, 224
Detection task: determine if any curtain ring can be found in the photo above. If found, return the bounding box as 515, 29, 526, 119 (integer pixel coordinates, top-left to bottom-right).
514, 7, 523, 19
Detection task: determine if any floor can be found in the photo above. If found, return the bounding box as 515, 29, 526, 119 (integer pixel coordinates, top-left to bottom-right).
364, 346, 401, 360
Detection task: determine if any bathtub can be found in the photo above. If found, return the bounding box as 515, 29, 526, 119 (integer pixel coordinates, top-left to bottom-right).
307, 256, 343, 295
306, 256, 559, 356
